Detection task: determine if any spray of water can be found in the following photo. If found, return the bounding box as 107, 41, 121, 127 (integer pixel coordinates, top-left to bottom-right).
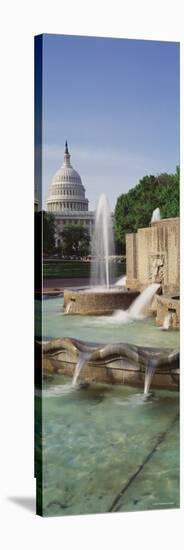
128, 283, 160, 319
114, 283, 160, 321
162, 311, 172, 330
90, 194, 115, 288
72, 352, 90, 387
115, 275, 127, 287
144, 360, 157, 395
65, 301, 72, 314
150, 207, 161, 224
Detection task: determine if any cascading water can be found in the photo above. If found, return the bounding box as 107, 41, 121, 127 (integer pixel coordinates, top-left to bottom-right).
72, 352, 90, 387
163, 311, 172, 330
144, 359, 157, 396
115, 275, 127, 287
150, 207, 161, 224
90, 194, 115, 289
128, 283, 160, 319
65, 301, 72, 314
114, 283, 160, 321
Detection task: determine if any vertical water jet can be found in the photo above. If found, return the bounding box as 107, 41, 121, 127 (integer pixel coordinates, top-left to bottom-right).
90, 194, 115, 288
150, 207, 161, 224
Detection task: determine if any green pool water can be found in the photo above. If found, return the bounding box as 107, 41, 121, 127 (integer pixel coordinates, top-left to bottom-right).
36, 375, 179, 516
35, 296, 180, 516
36, 296, 179, 349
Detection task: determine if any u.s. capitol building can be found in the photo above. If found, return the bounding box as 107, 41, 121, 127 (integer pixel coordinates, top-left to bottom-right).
47, 142, 95, 247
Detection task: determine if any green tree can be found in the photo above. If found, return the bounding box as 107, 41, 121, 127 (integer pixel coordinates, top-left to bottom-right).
160, 166, 180, 218
43, 211, 56, 254
115, 167, 179, 251
61, 224, 90, 256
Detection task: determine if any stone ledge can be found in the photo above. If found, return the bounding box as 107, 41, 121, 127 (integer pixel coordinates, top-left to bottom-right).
63, 288, 139, 315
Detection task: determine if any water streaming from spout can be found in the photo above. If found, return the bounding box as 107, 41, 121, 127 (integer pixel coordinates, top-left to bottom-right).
72, 352, 91, 387
90, 194, 115, 288
65, 301, 72, 314
144, 360, 157, 395
150, 207, 161, 224
114, 283, 160, 321
128, 283, 160, 319
115, 275, 127, 286
163, 312, 172, 330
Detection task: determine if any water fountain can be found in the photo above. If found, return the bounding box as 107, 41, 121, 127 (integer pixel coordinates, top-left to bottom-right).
42, 338, 179, 392
144, 359, 158, 396
114, 283, 160, 321
150, 207, 161, 224
90, 194, 115, 289
60, 276, 178, 391
115, 275, 127, 286
36, 199, 180, 518
65, 301, 72, 314
72, 352, 90, 387
63, 194, 139, 314
162, 311, 173, 330
59, 198, 179, 391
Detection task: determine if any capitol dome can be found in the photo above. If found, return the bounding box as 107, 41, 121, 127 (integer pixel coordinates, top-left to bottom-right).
47, 142, 88, 213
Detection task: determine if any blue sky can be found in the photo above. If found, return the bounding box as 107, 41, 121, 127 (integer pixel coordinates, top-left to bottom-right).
42, 34, 179, 210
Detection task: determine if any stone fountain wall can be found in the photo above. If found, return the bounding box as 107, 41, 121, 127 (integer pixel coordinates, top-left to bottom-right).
64, 288, 139, 315
41, 348, 179, 391
126, 218, 179, 294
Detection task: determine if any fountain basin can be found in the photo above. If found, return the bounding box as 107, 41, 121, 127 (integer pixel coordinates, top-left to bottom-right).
63, 288, 139, 315
38, 338, 179, 391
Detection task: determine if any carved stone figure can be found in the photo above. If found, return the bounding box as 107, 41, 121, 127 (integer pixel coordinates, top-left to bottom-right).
149, 254, 166, 284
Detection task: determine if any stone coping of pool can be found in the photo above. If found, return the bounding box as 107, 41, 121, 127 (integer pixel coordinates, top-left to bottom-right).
35, 288, 63, 298
36, 286, 89, 298
36, 337, 179, 391
63, 288, 140, 315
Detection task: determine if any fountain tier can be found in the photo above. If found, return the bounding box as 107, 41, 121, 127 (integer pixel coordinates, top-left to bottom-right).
64, 287, 139, 315
40, 337, 179, 391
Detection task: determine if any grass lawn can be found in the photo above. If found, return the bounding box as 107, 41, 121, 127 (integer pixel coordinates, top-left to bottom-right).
43, 260, 125, 279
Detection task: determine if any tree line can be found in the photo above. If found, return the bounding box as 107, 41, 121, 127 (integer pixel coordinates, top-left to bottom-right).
42, 211, 90, 256
114, 166, 179, 251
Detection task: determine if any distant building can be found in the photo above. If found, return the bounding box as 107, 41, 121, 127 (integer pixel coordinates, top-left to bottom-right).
47, 142, 95, 247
